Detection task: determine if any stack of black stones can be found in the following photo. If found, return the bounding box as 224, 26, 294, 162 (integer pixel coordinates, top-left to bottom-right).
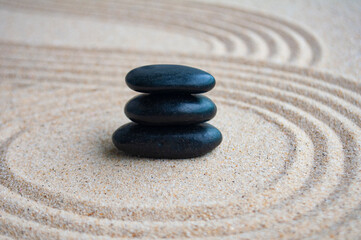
112, 64, 222, 159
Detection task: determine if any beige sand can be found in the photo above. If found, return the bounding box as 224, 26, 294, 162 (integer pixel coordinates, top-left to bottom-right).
0, 0, 360, 239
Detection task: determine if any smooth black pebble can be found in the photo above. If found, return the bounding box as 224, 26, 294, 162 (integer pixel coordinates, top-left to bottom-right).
112, 123, 222, 159
125, 94, 217, 125
125, 64, 215, 94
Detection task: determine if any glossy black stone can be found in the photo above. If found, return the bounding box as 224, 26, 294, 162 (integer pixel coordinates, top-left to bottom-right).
125, 64, 215, 94
125, 94, 217, 126
112, 123, 222, 159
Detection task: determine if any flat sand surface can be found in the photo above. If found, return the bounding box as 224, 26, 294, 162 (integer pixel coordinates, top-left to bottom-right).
0, 0, 360, 239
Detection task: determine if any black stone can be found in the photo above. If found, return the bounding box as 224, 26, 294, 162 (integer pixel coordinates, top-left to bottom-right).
112, 123, 222, 159
125, 64, 215, 94
125, 94, 217, 126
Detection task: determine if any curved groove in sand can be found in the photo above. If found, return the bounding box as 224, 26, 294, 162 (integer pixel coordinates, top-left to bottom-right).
0, 43, 360, 238
0, 89, 315, 218
0, 99, 314, 237
0, 0, 323, 65
0, 75, 356, 238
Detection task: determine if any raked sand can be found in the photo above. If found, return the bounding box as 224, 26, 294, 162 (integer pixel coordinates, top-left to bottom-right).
0, 0, 360, 239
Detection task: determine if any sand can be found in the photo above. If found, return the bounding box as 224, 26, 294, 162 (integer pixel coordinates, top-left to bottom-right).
0, 0, 360, 239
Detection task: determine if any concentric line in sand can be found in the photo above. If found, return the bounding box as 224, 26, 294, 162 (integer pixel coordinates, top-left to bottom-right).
0, 0, 323, 66
0, 43, 360, 238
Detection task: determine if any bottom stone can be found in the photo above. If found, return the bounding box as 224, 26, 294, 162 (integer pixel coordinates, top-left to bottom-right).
112, 123, 222, 159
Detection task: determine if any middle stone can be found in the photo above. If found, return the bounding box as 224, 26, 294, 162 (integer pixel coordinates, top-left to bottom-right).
125, 93, 217, 126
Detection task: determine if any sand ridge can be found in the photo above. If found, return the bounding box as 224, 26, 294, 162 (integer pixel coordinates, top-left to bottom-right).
0, 0, 360, 239
0, 0, 322, 65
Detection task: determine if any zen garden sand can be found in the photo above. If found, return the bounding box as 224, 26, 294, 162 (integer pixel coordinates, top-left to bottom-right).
0, 0, 360, 239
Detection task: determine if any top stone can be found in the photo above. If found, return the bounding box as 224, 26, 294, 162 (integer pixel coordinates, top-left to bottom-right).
125, 64, 215, 93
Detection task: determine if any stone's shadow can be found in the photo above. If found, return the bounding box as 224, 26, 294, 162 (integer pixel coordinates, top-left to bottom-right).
101, 141, 124, 159
99, 134, 133, 161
